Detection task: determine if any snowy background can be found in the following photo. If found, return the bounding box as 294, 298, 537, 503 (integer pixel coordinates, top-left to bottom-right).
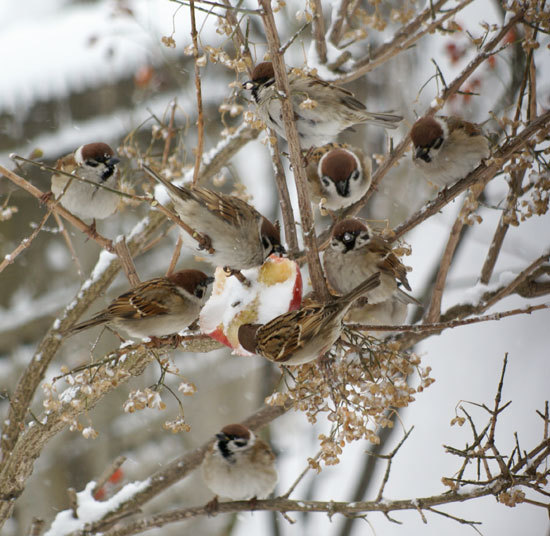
0, 0, 549, 535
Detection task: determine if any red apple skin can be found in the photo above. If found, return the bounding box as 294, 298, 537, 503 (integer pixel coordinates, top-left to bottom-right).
206, 258, 302, 350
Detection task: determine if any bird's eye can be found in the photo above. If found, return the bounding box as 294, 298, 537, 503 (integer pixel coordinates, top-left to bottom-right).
262, 236, 271, 252
234, 440, 247, 447
86, 160, 99, 167
321, 176, 331, 188
342, 232, 354, 244
351, 170, 360, 181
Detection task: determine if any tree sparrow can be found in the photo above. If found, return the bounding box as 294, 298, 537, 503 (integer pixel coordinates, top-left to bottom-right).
305, 143, 372, 211
67, 270, 214, 339
323, 218, 419, 305
243, 62, 402, 147
150, 172, 285, 271
51, 142, 121, 220
238, 272, 381, 366
410, 115, 490, 187
202, 424, 278, 500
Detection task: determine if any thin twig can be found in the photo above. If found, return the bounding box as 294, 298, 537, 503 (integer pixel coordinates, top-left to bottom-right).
266, 133, 299, 256
162, 99, 178, 169
222, 0, 254, 74
347, 302, 550, 333
114, 238, 141, 287
53, 212, 83, 278
189, 0, 204, 187
67, 488, 78, 518
336, 0, 459, 83
425, 179, 491, 323
311, 0, 327, 64
282, 450, 322, 499
375, 427, 414, 502
92, 456, 127, 499
0, 210, 52, 275
327, 0, 351, 46
258, 0, 330, 300
479, 251, 550, 313
26, 518, 45, 536
480, 20, 539, 285
166, 236, 183, 276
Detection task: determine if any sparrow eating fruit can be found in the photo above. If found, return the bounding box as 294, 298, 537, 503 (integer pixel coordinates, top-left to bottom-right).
244, 62, 402, 147
67, 270, 214, 339
149, 171, 285, 271
238, 272, 381, 365
305, 143, 372, 210
410, 115, 490, 187
202, 424, 278, 500
51, 142, 121, 220
323, 218, 419, 305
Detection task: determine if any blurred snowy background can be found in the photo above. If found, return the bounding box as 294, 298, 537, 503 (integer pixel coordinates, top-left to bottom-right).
0, 0, 548, 535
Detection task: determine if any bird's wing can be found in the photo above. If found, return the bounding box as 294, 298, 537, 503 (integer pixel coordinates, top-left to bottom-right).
55, 153, 77, 173
192, 187, 256, 226
446, 116, 482, 137
257, 304, 332, 362
370, 236, 412, 291
108, 278, 174, 319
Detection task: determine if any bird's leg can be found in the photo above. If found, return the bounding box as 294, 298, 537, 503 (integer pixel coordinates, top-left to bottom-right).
87, 218, 99, 240
39, 191, 54, 205
204, 495, 220, 516
195, 231, 213, 253
223, 266, 250, 286
248, 496, 259, 510
302, 146, 315, 167
148, 334, 182, 348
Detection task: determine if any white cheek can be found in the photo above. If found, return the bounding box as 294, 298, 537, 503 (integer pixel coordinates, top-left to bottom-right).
74, 146, 85, 165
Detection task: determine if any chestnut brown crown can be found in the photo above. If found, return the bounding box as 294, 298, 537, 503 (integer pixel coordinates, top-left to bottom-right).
410, 116, 444, 149
320, 148, 358, 183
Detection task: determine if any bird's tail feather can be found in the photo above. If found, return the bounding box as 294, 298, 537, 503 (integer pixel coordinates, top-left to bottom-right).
395, 287, 422, 306
65, 314, 108, 336
142, 165, 190, 199
360, 111, 403, 129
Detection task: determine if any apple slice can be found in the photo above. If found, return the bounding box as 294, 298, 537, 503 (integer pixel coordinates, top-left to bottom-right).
200, 255, 302, 355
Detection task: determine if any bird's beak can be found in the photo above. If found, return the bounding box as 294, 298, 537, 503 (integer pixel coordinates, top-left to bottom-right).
107, 157, 121, 166
215, 433, 227, 441
205, 276, 215, 285
243, 80, 255, 90
335, 179, 350, 197
273, 243, 286, 256
415, 147, 431, 162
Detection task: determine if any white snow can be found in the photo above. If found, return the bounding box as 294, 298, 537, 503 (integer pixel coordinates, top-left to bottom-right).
44, 479, 150, 535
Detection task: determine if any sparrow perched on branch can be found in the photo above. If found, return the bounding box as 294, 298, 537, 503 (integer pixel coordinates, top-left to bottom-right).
243, 62, 402, 147
149, 171, 285, 271
51, 142, 121, 220
202, 424, 278, 500
238, 272, 381, 366
323, 218, 419, 305
410, 115, 490, 187
305, 143, 372, 211
67, 270, 214, 339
